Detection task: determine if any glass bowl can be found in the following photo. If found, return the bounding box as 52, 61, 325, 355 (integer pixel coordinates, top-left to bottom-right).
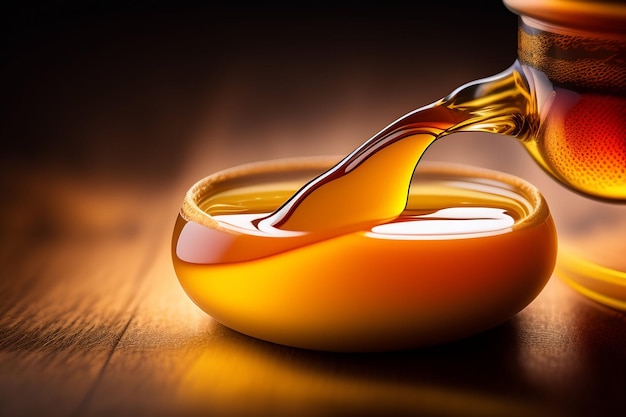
172, 157, 557, 352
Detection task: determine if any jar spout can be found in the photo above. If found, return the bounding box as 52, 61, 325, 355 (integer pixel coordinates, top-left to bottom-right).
437, 60, 538, 141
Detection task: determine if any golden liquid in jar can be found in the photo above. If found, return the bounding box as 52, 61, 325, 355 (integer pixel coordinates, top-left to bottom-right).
530, 91, 626, 199
517, 20, 626, 201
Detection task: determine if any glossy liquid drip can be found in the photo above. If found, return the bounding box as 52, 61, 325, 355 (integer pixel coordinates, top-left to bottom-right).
259, 110, 455, 233
260, 67, 530, 233
260, 60, 624, 236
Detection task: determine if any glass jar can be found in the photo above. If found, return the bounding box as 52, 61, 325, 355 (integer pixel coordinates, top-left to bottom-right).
503, 0, 626, 310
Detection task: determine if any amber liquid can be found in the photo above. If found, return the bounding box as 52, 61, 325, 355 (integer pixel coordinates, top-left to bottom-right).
173, 163, 556, 351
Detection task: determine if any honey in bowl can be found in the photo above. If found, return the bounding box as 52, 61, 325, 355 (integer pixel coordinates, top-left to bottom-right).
172, 158, 557, 352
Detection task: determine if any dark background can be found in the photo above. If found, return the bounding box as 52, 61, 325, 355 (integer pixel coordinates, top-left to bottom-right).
0, 0, 518, 188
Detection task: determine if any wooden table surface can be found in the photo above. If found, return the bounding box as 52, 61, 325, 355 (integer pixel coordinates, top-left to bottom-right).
1, 2, 625, 416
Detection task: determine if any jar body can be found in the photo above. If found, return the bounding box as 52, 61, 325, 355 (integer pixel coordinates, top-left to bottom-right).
504, 0, 626, 309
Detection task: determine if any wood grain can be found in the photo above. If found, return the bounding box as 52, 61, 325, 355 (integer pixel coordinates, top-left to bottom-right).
2, 160, 624, 417
0, 166, 174, 417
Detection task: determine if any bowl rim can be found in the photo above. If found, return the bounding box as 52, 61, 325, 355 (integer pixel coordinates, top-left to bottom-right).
180, 156, 551, 234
